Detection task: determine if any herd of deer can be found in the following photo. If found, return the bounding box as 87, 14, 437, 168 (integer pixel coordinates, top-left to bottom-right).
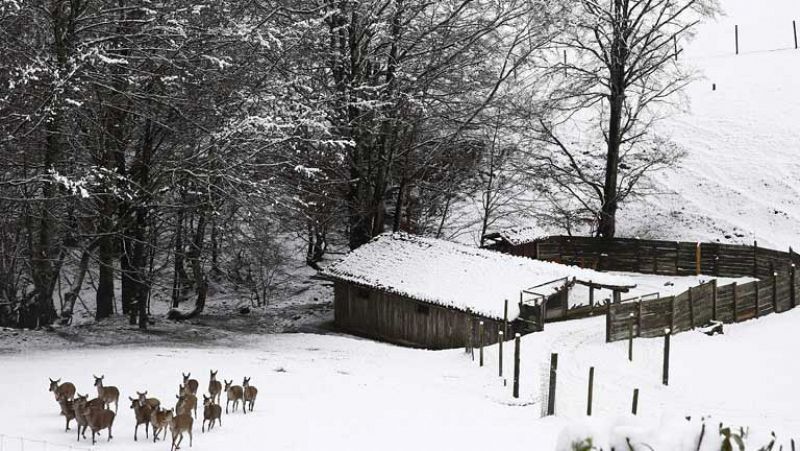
47, 370, 259, 450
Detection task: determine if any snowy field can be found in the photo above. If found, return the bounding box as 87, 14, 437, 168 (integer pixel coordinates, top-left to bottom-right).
618, 0, 800, 248
2, 308, 799, 450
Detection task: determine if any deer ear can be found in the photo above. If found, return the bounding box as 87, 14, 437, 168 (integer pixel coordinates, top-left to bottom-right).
176, 395, 180, 399
129, 396, 135, 401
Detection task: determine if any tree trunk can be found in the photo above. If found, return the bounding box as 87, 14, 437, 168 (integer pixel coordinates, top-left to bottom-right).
597, 0, 627, 239
95, 224, 115, 320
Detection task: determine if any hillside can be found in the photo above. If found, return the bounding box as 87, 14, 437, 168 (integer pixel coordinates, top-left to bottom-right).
620, 0, 800, 248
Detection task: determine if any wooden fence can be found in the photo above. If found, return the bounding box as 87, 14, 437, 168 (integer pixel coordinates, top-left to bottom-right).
492, 236, 800, 342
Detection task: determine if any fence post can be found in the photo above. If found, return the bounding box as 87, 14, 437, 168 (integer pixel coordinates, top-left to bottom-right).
755, 279, 761, 319
772, 272, 779, 313
670, 295, 677, 332
688, 286, 695, 328
695, 242, 701, 275
562, 278, 569, 317
791, 265, 797, 309
478, 321, 484, 367
735, 24, 739, 55
711, 279, 718, 320
587, 366, 594, 416
605, 300, 612, 343
732, 282, 739, 322
637, 301, 643, 337
503, 299, 509, 336
794, 20, 798, 49
513, 333, 521, 398
464, 316, 470, 354
498, 331, 504, 377
632, 388, 639, 415
589, 281, 595, 307
663, 329, 671, 386
546, 353, 558, 416
753, 240, 758, 277
628, 313, 635, 361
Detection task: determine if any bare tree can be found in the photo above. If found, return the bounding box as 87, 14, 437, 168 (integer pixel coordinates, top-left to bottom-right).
532, 0, 718, 237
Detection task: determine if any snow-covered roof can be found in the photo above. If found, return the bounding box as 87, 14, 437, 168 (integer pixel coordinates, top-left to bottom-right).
324, 233, 631, 320
485, 225, 545, 246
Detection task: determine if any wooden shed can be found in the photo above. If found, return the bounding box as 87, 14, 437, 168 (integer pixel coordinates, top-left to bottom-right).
324, 233, 627, 349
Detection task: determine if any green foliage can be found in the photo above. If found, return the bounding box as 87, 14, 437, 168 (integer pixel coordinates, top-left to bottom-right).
570, 437, 596, 451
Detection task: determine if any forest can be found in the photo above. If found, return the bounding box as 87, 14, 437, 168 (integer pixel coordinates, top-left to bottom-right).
0, 0, 716, 328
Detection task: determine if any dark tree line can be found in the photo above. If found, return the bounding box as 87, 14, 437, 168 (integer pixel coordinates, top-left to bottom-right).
0, 0, 714, 329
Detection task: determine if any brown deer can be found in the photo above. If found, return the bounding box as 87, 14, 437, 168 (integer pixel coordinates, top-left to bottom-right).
136, 391, 161, 410
49, 378, 76, 402
208, 370, 221, 404
82, 399, 115, 444
169, 411, 193, 451
182, 373, 199, 395
175, 390, 197, 418
73, 394, 91, 442
93, 375, 119, 412
73, 394, 105, 442
129, 396, 152, 441
150, 408, 172, 443
56, 393, 75, 432
201, 394, 222, 433
224, 380, 244, 415
242, 377, 258, 412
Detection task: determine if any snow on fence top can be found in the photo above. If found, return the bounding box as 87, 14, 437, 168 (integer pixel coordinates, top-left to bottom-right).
484, 225, 544, 246
324, 233, 631, 320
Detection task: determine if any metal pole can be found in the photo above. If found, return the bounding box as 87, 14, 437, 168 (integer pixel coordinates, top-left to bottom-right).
546, 353, 558, 416
498, 331, 504, 377
628, 313, 634, 361
587, 367, 594, 416
735, 25, 739, 55
663, 329, 671, 386
794, 20, 798, 49
632, 388, 639, 415
478, 321, 484, 367
513, 333, 521, 398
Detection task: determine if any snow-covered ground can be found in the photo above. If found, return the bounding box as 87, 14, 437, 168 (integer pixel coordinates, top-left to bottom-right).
618, 0, 800, 248
2, 309, 798, 451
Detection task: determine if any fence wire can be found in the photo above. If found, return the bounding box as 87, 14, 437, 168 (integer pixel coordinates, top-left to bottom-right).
0, 434, 94, 451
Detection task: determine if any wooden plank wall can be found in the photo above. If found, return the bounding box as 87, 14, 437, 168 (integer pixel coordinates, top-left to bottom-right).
334, 280, 511, 349
506, 236, 800, 342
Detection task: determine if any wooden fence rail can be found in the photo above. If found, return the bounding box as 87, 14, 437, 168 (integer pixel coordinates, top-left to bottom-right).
489, 236, 800, 342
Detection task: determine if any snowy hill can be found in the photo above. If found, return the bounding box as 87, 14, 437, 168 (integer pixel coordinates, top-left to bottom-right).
620, 0, 800, 248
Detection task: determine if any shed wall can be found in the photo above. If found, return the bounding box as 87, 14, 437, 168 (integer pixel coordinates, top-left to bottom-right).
334, 280, 508, 349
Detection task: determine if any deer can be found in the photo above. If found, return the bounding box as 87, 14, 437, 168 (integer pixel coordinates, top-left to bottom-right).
56, 393, 76, 432
175, 389, 197, 419
169, 411, 193, 451
73, 394, 105, 442
129, 396, 152, 441
201, 394, 222, 433
76, 395, 115, 444
93, 375, 120, 413
224, 380, 245, 415
150, 408, 172, 443
182, 373, 199, 395
208, 370, 222, 405
136, 391, 161, 410
242, 377, 258, 412
72, 394, 91, 442
49, 378, 76, 402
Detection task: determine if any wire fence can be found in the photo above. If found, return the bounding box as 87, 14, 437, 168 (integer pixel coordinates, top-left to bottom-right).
0, 434, 94, 451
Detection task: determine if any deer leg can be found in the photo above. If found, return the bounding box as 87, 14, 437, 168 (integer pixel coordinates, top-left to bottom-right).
135, 423, 139, 441
146, 421, 149, 438
108, 424, 113, 441
202, 419, 206, 433
92, 430, 97, 445
189, 429, 193, 447
225, 400, 229, 414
